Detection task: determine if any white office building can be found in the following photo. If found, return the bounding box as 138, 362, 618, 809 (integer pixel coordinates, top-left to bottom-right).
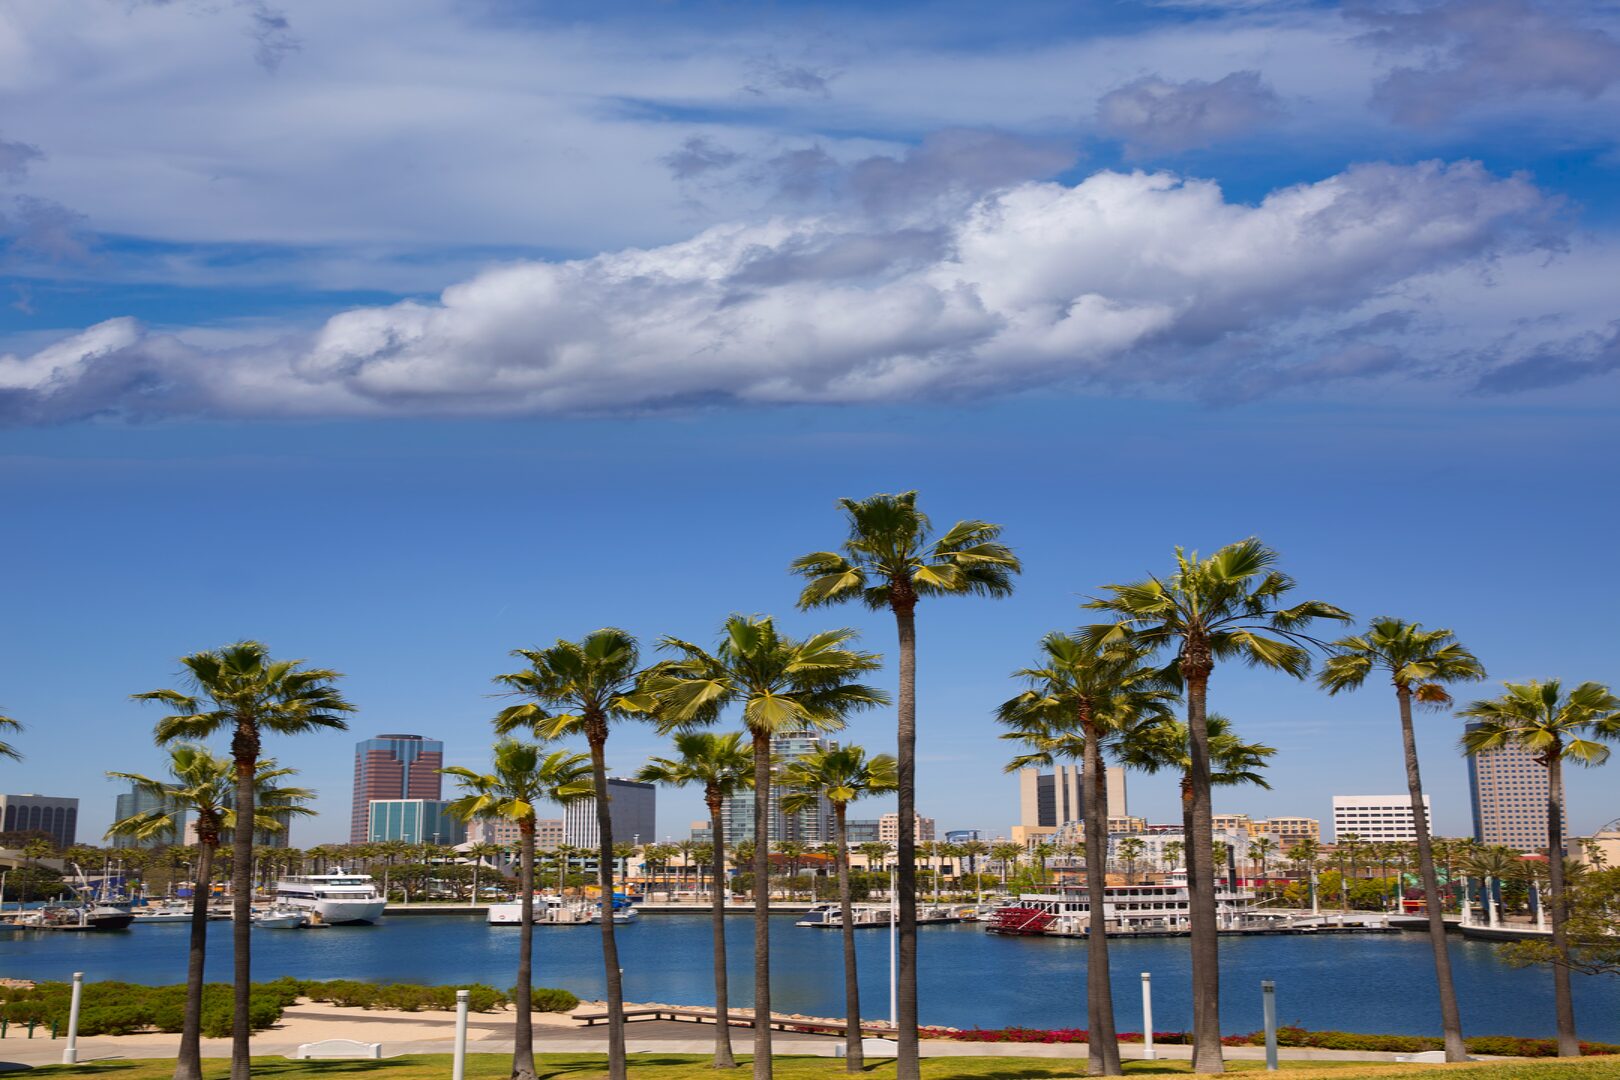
1331, 795, 1431, 842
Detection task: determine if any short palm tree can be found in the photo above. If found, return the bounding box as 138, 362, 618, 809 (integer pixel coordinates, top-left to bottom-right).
444, 741, 594, 1080
1089, 541, 1346, 1073
1117, 838, 1147, 884
106, 746, 311, 1080
135, 642, 352, 1080
1462, 680, 1620, 1056
997, 631, 1177, 1076
0, 711, 21, 761
1464, 844, 1517, 928
650, 616, 887, 1080
1163, 840, 1186, 876
1319, 618, 1484, 1061
636, 731, 755, 1068
791, 490, 1019, 1080
463, 841, 504, 902
1248, 837, 1277, 893
780, 746, 898, 1071
493, 629, 656, 1080
990, 841, 1021, 886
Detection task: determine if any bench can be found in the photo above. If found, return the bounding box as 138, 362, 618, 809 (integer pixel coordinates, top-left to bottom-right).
573, 1007, 895, 1038
288, 1039, 383, 1060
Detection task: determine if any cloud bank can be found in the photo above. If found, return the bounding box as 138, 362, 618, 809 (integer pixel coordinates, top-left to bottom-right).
0, 161, 1567, 423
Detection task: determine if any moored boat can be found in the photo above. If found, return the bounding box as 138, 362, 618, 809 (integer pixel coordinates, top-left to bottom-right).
487, 895, 592, 925
274, 870, 387, 925
252, 906, 309, 929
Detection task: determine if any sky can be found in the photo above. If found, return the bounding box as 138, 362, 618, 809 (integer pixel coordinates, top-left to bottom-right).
1, 0, 1618, 846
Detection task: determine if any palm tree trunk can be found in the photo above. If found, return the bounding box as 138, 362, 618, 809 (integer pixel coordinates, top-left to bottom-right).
708, 796, 737, 1068
229, 732, 257, 1080
587, 731, 627, 1080
890, 597, 920, 1080
1081, 708, 1121, 1075
513, 823, 537, 1080
173, 838, 214, 1080
751, 731, 775, 1080
1396, 686, 1467, 1062
1545, 752, 1578, 1056
835, 804, 864, 1071
1183, 666, 1224, 1074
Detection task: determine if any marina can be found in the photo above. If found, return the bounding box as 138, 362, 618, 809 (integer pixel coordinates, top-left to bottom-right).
2, 912, 1618, 1041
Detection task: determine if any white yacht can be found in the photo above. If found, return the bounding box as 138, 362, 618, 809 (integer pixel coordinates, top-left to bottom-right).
487, 895, 592, 925
132, 900, 194, 924
273, 871, 387, 925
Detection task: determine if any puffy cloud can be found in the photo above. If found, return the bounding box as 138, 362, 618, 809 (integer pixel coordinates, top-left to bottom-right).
0, 160, 1565, 423
0, 136, 44, 181
1097, 71, 1286, 155
1349, 0, 1620, 126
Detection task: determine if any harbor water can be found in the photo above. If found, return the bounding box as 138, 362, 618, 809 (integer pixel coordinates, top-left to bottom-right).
3, 914, 1617, 1040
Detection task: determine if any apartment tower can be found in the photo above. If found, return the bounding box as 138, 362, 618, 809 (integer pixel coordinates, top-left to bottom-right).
1466, 721, 1554, 852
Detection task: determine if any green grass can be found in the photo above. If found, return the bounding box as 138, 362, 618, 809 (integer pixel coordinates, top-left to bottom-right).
20, 1056, 1620, 1080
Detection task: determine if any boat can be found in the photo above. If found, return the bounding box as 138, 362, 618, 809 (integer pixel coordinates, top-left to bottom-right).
252, 906, 309, 929
487, 895, 592, 926
273, 870, 387, 925
590, 904, 639, 924
796, 901, 961, 929
86, 903, 136, 930
985, 881, 1257, 937
13, 904, 134, 931
132, 901, 194, 924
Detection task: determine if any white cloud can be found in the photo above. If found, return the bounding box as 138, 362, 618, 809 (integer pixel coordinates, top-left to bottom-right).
1097, 71, 1285, 155
0, 160, 1575, 422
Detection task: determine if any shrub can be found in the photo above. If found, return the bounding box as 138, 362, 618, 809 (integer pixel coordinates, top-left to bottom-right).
76, 1005, 152, 1037
527, 987, 579, 1013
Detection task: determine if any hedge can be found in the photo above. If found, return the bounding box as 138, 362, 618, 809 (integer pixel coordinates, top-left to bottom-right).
0, 981, 285, 1038
917, 1026, 1620, 1057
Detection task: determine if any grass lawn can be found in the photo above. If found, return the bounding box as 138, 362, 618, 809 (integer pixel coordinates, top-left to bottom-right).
19, 1056, 1620, 1080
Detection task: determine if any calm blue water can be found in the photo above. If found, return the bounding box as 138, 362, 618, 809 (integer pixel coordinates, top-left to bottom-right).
3, 916, 1616, 1041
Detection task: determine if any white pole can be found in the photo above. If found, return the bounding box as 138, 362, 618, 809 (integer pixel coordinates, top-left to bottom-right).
1140, 973, 1156, 1060
888, 868, 897, 1028
1533, 882, 1547, 932
452, 988, 469, 1080
62, 971, 84, 1064
1262, 980, 1278, 1071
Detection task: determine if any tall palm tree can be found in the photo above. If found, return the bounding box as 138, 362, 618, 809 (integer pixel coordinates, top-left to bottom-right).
791, 491, 1019, 1079
651, 616, 887, 1080
106, 747, 311, 1080
493, 628, 656, 1080
637, 731, 755, 1068
1088, 540, 1347, 1073
996, 631, 1177, 1076
780, 745, 898, 1071
136, 641, 353, 1080
444, 741, 594, 1080
1461, 680, 1620, 1057
1318, 618, 1484, 1061
0, 711, 21, 762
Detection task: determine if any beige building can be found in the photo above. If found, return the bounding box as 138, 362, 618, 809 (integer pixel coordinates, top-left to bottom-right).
1467, 723, 1554, 852
879, 813, 936, 844
1575, 830, 1620, 867
1211, 813, 1255, 836
475, 817, 564, 851
1013, 766, 1127, 846
1254, 816, 1320, 848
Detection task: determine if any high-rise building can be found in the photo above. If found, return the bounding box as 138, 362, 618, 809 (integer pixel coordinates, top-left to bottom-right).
111, 784, 187, 849
183, 809, 295, 849
367, 799, 467, 846
1331, 795, 1430, 842
1012, 765, 1127, 844
879, 813, 936, 844
1467, 722, 1555, 852
845, 819, 881, 845
474, 817, 563, 852
351, 734, 444, 843
719, 730, 837, 845
564, 778, 657, 850
0, 794, 79, 848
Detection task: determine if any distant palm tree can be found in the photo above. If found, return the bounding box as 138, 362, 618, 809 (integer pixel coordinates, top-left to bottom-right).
637, 731, 754, 1068
651, 616, 887, 1080
463, 841, 504, 902
1248, 837, 1277, 894
1462, 680, 1620, 1056
445, 741, 593, 1080
781, 745, 898, 1071
792, 491, 1019, 1080
493, 629, 657, 1080
1464, 844, 1516, 928
1320, 618, 1484, 1061
106, 747, 311, 1080
1117, 838, 1147, 885
1089, 541, 1346, 1074
859, 841, 894, 876
136, 641, 353, 1080
1163, 840, 1186, 876
990, 841, 1021, 886
0, 711, 21, 762
961, 839, 989, 901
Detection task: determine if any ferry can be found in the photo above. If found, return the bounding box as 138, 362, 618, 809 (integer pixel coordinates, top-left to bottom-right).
273, 871, 387, 925
986, 881, 1257, 937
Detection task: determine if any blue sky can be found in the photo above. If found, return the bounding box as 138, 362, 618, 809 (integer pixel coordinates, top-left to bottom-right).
2, 0, 1618, 845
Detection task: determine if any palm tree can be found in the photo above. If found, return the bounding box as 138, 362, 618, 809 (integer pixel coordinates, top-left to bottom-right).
106, 747, 311, 1080
0, 711, 21, 762
651, 615, 887, 1080
493, 629, 656, 1080
463, 841, 504, 902
1462, 680, 1620, 1056
781, 745, 898, 1070
637, 731, 755, 1068
996, 631, 1177, 1076
792, 491, 1019, 1079
444, 741, 594, 1080
1117, 838, 1147, 885
1163, 840, 1186, 876
135, 641, 353, 1080
778, 840, 808, 900
961, 839, 989, 903
990, 841, 1021, 886
1318, 619, 1483, 1060
1088, 540, 1347, 1073
1464, 844, 1516, 929
1248, 837, 1277, 894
